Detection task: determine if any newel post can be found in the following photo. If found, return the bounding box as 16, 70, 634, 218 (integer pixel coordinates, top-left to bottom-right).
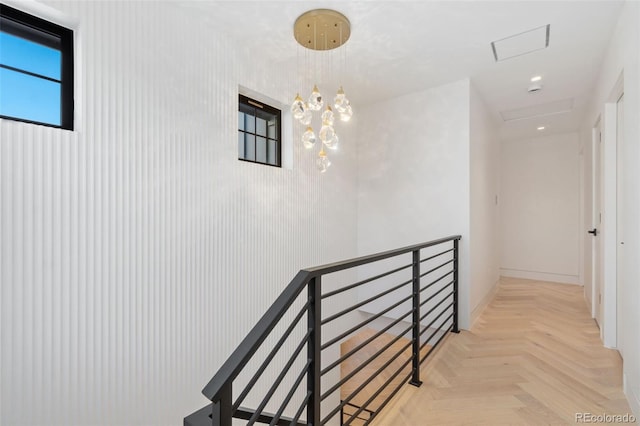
452, 239, 460, 333
409, 249, 423, 387
307, 276, 322, 425
211, 383, 232, 426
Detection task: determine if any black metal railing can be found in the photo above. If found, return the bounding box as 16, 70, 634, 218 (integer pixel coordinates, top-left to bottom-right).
185, 235, 461, 426
340, 401, 374, 425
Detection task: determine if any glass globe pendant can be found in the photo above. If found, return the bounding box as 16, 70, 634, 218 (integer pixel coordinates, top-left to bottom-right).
316, 149, 331, 173
291, 93, 306, 120
307, 85, 323, 111
321, 106, 335, 126
300, 107, 312, 125
319, 123, 335, 144
302, 127, 316, 149
334, 86, 348, 113
340, 104, 353, 122
324, 133, 339, 150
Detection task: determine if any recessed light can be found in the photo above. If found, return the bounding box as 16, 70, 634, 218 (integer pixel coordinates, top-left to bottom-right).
528, 84, 543, 93
537, 126, 545, 130
531, 75, 542, 82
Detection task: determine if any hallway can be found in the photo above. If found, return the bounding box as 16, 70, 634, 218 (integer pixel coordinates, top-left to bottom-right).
371, 277, 633, 425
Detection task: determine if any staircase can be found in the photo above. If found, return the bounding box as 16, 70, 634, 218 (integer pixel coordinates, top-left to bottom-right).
184, 236, 461, 426
339, 329, 433, 425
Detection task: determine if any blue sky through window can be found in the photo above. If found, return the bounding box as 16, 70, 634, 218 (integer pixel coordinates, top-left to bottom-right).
0, 30, 62, 125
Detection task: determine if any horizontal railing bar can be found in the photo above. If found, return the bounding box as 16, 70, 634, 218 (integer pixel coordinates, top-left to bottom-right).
304, 236, 461, 276
234, 301, 310, 411
321, 263, 412, 299
344, 413, 373, 425
291, 391, 311, 426
419, 259, 454, 279
419, 299, 454, 329
202, 270, 311, 401
419, 248, 454, 264
420, 321, 454, 363
234, 407, 306, 426
344, 353, 414, 426
346, 342, 410, 401
419, 304, 454, 349
202, 236, 461, 402
248, 330, 312, 426
354, 341, 411, 395
322, 339, 413, 425
269, 360, 311, 426
321, 327, 412, 402
420, 291, 455, 325
420, 312, 454, 352
321, 308, 413, 376
321, 294, 413, 350
419, 270, 454, 293
362, 368, 414, 426
321, 279, 411, 325
341, 401, 375, 416
419, 284, 454, 309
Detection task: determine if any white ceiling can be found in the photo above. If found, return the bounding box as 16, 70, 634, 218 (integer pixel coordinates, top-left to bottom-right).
177, 0, 624, 141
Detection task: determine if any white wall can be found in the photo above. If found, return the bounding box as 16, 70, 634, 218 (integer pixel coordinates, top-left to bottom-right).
356, 79, 472, 329
500, 133, 581, 284
581, 0, 640, 417
0, 1, 359, 425
469, 83, 500, 322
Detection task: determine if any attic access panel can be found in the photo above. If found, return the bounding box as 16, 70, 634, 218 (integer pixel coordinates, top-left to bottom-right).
491, 24, 550, 61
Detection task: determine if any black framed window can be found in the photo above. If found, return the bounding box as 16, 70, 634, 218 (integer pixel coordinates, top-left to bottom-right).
0, 3, 74, 130
238, 95, 281, 167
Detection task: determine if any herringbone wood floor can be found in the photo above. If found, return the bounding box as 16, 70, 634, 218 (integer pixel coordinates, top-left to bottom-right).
369, 277, 634, 425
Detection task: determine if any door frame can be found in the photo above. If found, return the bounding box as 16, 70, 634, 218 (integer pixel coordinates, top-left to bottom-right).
589, 119, 602, 323
599, 73, 624, 348
615, 92, 624, 357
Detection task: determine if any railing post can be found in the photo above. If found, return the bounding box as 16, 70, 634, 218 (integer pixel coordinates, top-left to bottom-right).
409, 249, 423, 387
211, 383, 232, 426
452, 239, 460, 333
307, 276, 321, 426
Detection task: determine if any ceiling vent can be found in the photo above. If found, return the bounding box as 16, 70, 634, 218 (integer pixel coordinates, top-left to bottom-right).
500, 98, 574, 122
491, 24, 550, 62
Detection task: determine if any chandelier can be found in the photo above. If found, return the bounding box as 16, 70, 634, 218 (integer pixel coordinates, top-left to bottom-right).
291, 9, 353, 173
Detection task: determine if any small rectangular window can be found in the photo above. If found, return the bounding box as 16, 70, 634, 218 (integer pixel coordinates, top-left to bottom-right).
238, 95, 281, 167
0, 4, 74, 130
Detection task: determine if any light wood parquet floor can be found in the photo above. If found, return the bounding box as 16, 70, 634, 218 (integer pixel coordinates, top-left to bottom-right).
368, 277, 635, 425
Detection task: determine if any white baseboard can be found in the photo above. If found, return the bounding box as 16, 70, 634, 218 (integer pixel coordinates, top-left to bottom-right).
624, 374, 640, 421
500, 268, 580, 285
471, 278, 500, 328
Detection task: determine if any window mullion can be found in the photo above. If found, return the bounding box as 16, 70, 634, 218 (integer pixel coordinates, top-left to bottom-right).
0, 63, 62, 83
0, 4, 74, 130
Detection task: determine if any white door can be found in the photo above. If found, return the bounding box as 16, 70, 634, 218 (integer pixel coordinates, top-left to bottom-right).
592, 122, 603, 327
616, 93, 624, 356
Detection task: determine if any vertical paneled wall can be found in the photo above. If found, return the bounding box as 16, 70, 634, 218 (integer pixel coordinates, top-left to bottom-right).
0, 1, 358, 425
